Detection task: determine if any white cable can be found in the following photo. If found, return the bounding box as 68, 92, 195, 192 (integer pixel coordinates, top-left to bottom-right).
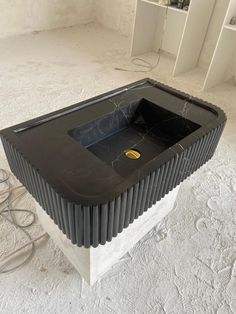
0, 169, 48, 274
0, 233, 47, 269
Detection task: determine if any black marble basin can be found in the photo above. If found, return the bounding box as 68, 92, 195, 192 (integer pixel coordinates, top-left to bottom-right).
0, 79, 226, 247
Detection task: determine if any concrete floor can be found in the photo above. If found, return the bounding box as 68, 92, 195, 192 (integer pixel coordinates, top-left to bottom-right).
0, 23, 235, 314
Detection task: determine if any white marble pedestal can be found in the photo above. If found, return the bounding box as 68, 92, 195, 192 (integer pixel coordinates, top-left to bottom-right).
35, 186, 180, 285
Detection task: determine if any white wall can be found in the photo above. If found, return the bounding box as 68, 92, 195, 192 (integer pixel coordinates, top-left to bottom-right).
95, 0, 136, 36
198, 0, 230, 67
0, 0, 94, 38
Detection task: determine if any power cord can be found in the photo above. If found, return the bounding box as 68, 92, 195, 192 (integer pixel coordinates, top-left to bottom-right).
0, 168, 47, 273
115, 55, 161, 73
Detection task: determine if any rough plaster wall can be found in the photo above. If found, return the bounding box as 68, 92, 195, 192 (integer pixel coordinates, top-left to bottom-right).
0, 0, 95, 38
95, 0, 136, 36
0, 24, 235, 313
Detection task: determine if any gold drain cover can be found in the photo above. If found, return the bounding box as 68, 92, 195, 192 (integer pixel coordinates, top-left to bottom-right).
124, 149, 141, 160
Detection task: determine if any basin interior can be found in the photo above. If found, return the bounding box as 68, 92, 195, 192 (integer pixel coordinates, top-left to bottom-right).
69, 99, 200, 177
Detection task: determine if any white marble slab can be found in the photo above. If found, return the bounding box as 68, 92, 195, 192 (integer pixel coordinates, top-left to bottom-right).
36, 186, 180, 285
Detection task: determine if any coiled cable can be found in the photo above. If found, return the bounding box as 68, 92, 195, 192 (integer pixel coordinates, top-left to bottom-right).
0, 168, 47, 273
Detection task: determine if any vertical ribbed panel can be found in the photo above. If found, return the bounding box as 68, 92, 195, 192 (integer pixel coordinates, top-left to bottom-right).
163, 157, 175, 196
61, 198, 70, 238
155, 164, 164, 202
55, 192, 65, 232
150, 169, 160, 206
118, 191, 127, 232
140, 175, 150, 215
159, 161, 170, 199
146, 172, 155, 209
83, 206, 90, 248
68, 203, 76, 244
113, 196, 121, 237
135, 179, 144, 219
167, 155, 179, 193
130, 183, 139, 223
124, 187, 133, 228
92, 205, 99, 247
50, 189, 59, 227
45, 182, 54, 217
101, 204, 108, 244
75, 204, 83, 246
107, 201, 115, 242
0, 121, 226, 247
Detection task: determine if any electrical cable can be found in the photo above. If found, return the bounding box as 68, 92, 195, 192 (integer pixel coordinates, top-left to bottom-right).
0, 168, 47, 274
115, 55, 161, 73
